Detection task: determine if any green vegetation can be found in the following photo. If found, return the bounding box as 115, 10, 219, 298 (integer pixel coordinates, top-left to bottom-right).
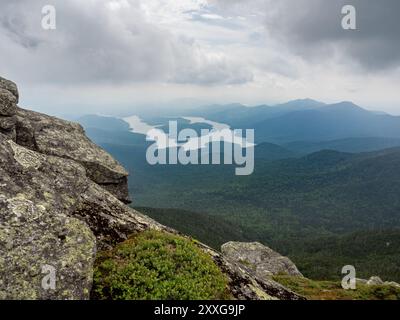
287, 230, 400, 282
98, 140, 400, 282
136, 207, 248, 249
81, 118, 400, 284
92, 230, 230, 300
273, 275, 400, 300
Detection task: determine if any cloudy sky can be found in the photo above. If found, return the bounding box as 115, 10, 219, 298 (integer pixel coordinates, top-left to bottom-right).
1, 0, 400, 115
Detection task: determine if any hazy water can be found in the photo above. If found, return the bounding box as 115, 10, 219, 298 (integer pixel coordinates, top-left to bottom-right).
123, 115, 254, 150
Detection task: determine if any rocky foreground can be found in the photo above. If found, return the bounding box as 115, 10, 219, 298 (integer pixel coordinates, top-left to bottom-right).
0, 76, 305, 300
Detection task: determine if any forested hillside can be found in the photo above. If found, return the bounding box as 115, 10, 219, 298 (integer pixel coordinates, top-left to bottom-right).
79, 114, 400, 282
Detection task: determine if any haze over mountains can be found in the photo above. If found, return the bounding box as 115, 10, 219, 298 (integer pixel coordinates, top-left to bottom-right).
76, 98, 400, 155
72, 98, 400, 282
182, 99, 400, 144
75, 98, 400, 165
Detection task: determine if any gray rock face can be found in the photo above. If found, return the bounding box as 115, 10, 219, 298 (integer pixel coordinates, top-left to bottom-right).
205, 245, 305, 300
15, 108, 131, 204
386, 281, 400, 288
356, 278, 368, 285
0, 115, 16, 130
0, 85, 18, 141
0, 89, 17, 116
366, 276, 384, 286
364, 276, 400, 288
0, 77, 19, 103
0, 133, 163, 299
222, 242, 303, 278
2, 77, 131, 205
0, 136, 95, 299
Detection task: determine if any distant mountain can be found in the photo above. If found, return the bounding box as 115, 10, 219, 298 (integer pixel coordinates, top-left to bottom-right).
285, 137, 400, 154
187, 103, 263, 127
85, 127, 149, 147
253, 102, 400, 143
77, 114, 130, 131
255, 142, 298, 160
273, 98, 326, 111
191, 99, 326, 128
78, 100, 400, 148
187, 100, 400, 145
73, 113, 400, 282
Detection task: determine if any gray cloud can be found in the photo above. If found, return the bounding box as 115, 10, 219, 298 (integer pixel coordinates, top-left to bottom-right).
0, 0, 252, 85
215, 0, 400, 71
1, 0, 400, 114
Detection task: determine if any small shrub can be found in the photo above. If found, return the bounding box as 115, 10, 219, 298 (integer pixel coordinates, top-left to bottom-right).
92, 230, 230, 300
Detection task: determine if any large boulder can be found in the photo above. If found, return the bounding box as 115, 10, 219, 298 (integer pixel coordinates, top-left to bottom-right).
0, 77, 19, 103
359, 276, 400, 288
205, 244, 304, 300
0, 89, 17, 116
0, 134, 163, 299
222, 242, 303, 278
366, 276, 384, 286
386, 281, 400, 288
15, 108, 131, 204
0, 84, 17, 141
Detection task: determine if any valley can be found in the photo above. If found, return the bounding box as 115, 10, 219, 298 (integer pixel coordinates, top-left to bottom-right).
75, 99, 400, 283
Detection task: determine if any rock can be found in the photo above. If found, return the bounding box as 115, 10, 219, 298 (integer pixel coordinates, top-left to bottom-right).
385, 281, 400, 288
0, 89, 17, 117
0, 115, 17, 142
0, 196, 96, 300
356, 278, 368, 285
359, 277, 399, 288
0, 77, 19, 103
203, 244, 305, 300
0, 81, 18, 142
0, 136, 95, 299
0, 126, 16, 141
0, 133, 163, 299
0, 116, 16, 131
222, 242, 303, 278
15, 108, 131, 203
367, 276, 384, 286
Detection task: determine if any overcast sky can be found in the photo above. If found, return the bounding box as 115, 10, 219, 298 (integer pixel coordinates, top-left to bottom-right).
1, 0, 400, 115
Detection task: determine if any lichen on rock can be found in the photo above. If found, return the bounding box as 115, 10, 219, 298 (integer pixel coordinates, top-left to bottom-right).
15, 108, 131, 203
222, 242, 304, 278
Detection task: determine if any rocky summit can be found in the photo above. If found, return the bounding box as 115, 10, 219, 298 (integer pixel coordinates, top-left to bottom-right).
0, 76, 304, 300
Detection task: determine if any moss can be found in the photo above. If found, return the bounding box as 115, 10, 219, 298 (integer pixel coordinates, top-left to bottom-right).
92, 230, 231, 300
273, 275, 400, 300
